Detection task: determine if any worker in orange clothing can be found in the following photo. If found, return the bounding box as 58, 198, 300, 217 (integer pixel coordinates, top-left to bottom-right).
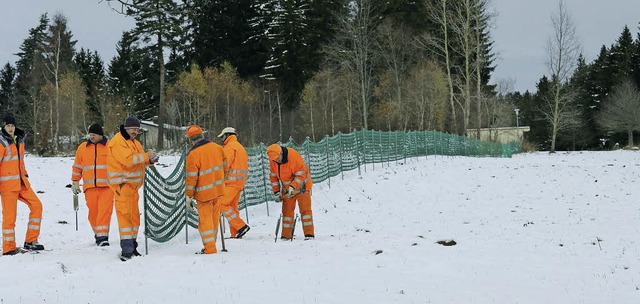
266, 144, 315, 240
1, 115, 46, 255
185, 125, 228, 254
107, 115, 158, 261
217, 127, 250, 239
71, 123, 114, 247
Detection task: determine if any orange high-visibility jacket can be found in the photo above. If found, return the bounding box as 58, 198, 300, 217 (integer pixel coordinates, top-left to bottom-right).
186, 139, 228, 202
107, 127, 150, 191
269, 146, 312, 194
222, 135, 248, 189
72, 137, 109, 191
0, 128, 31, 192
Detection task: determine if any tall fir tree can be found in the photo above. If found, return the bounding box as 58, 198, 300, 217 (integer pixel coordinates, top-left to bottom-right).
14, 14, 50, 126
75, 49, 107, 124
609, 26, 636, 82
108, 31, 159, 119
121, 0, 184, 149
184, 0, 269, 78
0, 63, 17, 118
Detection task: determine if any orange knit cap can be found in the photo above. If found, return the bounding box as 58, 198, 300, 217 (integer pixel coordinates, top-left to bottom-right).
186, 125, 203, 138
266, 144, 282, 161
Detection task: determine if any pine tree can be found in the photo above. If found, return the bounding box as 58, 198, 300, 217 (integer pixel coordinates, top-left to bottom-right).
0, 63, 17, 118
75, 48, 107, 124
116, 0, 184, 149
108, 31, 159, 119
14, 14, 49, 127
609, 26, 636, 82
185, 0, 269, 78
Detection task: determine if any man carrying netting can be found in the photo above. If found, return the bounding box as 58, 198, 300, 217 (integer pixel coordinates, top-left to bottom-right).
107, 115, 158, 261
217, 127, 250, 239
185, 125, 228, 254
266, 144, 315, 240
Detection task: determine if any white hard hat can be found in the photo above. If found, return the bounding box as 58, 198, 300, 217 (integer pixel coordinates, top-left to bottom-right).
217, 127, 237, 138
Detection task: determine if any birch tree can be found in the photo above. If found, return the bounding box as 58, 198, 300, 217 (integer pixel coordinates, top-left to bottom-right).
544, 0, 581, 152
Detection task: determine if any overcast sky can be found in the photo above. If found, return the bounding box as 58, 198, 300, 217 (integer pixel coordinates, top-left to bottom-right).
1, 0, 639, 93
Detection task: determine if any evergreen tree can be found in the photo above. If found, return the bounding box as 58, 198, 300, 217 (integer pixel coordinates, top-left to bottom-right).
108, 32, 159, 119
120, 0, 184, 149
609, 26, 636, 82
185, 0, 269, 78
528, 76, 553, 149
14, 14, 49, 126
379, 0, 430, 32
569, 55, 597, 149
262, 0, 317, 109
0, 63, 17, 117
75, 48, 107, 124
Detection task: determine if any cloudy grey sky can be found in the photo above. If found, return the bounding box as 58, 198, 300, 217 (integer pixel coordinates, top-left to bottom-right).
1, 0, 639, 93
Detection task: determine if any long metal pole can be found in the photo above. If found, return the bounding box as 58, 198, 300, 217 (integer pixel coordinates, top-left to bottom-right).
242, 190, 249, 224
219, 215, 227, 252
260, 146, 270, 217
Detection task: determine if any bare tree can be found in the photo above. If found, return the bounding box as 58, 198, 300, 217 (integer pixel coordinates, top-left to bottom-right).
41, 14, 75, 153
419, 0, 457, 133
597, 80, 640, 147
544, 0, 581, 152
404, 60, 448, 131
473, 0, 494, 139
59, 71, 88, 145
375, 20, 417, 130
324, 0, 380, 130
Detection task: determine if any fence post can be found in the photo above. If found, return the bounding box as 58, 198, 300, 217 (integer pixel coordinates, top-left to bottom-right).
144, 186, 149, 255
259, 143, 270, 217
393, 131, 399, 166
242, 190, 250, 224
356, 129, 362, 176
339, 132, 344, 180
325, 134, 331, 188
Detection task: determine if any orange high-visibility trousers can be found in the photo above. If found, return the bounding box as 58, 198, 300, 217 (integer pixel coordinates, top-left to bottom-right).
1, 186, 43, 253
84, 187, 114, 243
281, 191, 314, 239
111, 183, 140, 254
197, 198, 221, 254
220, 186, 246, 237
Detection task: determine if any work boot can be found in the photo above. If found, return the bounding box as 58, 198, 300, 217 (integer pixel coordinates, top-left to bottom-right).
119, 252, 134, 261
304, 235, 315, 241
24, 241, 45, 251
236, 225, 250, 239
3, 249, 18, 256
97, 240, 110, 247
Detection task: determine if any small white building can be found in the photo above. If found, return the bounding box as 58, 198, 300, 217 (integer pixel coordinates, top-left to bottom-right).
466, 126, 530, 144
139, 120, 187, 150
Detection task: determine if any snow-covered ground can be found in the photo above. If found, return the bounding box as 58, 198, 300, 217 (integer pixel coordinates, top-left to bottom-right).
0, 151, 639, 303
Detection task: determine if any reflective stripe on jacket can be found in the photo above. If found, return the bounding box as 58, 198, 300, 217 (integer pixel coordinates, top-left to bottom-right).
222, 135, 248, 189
269, 146, 312, 194
186, 139, 228, 202
72, 137, 109, 191
107, 126, 149, 191
0, 128, 31, 192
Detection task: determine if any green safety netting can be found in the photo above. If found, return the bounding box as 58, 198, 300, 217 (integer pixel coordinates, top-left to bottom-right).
143, 129, 518, 243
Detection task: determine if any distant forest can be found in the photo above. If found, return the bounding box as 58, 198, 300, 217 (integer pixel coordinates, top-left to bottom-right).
0, 0, 639, 154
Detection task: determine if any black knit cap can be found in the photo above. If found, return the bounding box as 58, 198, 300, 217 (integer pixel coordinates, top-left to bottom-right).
88, 123, 104, 136
3, 115, 16, 126
124, 115, 141, 129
